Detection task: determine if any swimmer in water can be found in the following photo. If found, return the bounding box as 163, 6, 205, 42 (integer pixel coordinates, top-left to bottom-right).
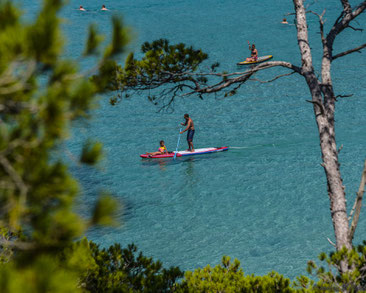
281, 18, 288, 24
79, 5, 86, 11
101, 5, 108, 11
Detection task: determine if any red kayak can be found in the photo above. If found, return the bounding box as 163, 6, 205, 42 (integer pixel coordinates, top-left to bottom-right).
140, 147, 229, 159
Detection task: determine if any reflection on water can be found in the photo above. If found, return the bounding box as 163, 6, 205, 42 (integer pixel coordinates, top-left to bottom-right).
141, 157, 178, 170
140, 156, 197, 169
182, 158, 198, 195
140, 158, 170, 171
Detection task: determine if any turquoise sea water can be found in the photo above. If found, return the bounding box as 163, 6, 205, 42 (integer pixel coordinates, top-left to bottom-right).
23, 0, 366, 279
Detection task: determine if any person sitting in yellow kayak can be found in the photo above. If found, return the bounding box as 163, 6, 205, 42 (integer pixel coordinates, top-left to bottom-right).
246, 41, 258, 62
146, 140, 169, 157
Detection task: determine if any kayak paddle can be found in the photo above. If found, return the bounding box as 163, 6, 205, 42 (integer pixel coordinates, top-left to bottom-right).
174, 128, 182, 160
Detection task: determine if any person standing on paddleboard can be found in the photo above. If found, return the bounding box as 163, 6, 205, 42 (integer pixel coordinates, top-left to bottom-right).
246, 41, 258, 62
180, 114, 195, 152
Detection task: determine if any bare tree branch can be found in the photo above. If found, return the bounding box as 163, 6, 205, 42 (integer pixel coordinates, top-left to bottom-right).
0, 155, 28, 229
335, 94, 353, 99
0, 156, 27, 198
347, 25, 364, 31
306, 99, 325, 115
333, 43, 366, 60
340, 0, 352, 14
327, 237, 337, 247
327, 1, 366, 49
0, 60, 36, 95
250, 71, 296, 83
0, 239, 35, 250
308, 10, 326, 45
0, 101, 38, 115
349, 160, 366, 241
178, 61, 301, 96
337, 144, 343, 154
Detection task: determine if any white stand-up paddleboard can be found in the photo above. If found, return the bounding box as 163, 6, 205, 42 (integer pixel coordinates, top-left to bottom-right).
140, 146, 229, 158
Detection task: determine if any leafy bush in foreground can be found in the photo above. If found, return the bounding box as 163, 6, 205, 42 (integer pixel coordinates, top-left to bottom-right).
178, 256, 294, 293
295, 242, 366, 292
80, 241, 183, 293
0, 0, 126, 291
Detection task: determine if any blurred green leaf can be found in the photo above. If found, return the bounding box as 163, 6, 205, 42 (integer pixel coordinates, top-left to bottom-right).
84, 24, 104, 56
80, 140, 103, 165
91, 194, 119, 226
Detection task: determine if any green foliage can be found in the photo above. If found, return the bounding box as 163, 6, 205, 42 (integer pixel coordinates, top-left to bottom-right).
90, 59, 120, 93
26, 0, 63, 66
91, 193, 119, 226
81, 241, 184, 292
0, 0, 127, 291
80, 140, 103, 165
0, 1, 19, 30
178, 256, 295, 293
0, 255, 81, 293
294, 243, 366, 292
0, 228, 24, 263
84, 24, 104, 56
105, 16, 130, 58
108, 39, 211, 106
3, 1, 366, 292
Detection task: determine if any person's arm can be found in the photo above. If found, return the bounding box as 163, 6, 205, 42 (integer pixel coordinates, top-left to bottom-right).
247, 40, 251, 50
180, 120, 191, 134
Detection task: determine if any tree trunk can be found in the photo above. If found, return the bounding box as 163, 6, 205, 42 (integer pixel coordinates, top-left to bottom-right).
315, 107, 350, 252
293, 0, 352, 263
304, 72, 351, 273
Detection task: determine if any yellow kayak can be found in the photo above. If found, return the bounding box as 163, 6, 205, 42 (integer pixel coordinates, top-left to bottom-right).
237, 55, 273, 65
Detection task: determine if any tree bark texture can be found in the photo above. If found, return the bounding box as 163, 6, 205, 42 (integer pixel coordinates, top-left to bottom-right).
349, 161, 366, 241
293, 0, 352, 258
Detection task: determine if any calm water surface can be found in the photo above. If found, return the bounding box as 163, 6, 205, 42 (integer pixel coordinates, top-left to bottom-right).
22, 0, 366, 278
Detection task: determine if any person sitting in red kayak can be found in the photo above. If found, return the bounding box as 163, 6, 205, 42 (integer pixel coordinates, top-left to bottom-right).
146, 140, 168, 157
246, 41, 258, 62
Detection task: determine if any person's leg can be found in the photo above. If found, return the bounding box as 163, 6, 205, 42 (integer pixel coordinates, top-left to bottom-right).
186, 130, 191, 151
189, 141, 194, 152
187, 130, 195, 152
